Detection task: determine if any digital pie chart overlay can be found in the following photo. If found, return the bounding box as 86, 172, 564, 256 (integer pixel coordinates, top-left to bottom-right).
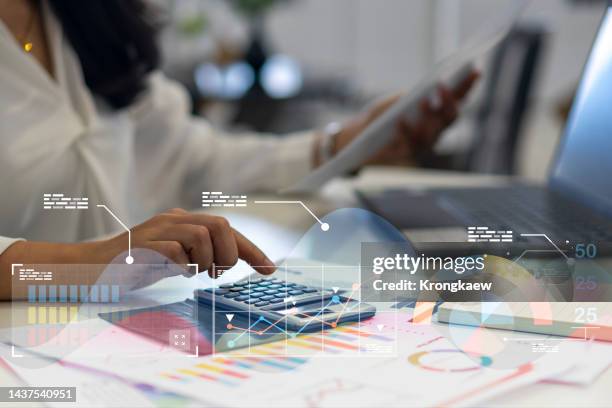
408, 349, 493, 373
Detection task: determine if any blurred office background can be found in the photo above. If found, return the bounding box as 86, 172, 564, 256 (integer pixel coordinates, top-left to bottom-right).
153, 0, 607, 181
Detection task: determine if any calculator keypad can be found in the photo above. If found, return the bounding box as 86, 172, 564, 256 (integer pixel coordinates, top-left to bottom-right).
204, 277, 326, 306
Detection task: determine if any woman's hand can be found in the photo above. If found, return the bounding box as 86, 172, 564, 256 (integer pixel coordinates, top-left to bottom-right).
96, 208, 275, 278
1, 208, 275, 300
328, 71, 480, 166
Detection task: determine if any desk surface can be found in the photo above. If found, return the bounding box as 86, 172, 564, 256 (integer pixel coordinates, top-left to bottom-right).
1, 167, 610, 407
223, 168, 612, 408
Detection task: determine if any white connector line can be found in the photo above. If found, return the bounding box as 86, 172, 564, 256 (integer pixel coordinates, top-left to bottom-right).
520, 233, 569, 260
254, 201, 330, 231
97, 204, 133, 264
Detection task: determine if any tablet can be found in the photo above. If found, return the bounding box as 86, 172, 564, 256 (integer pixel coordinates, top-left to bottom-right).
284, 1, 527, 193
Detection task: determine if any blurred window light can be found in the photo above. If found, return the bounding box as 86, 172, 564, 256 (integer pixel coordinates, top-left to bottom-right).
260, 54, 303, 99
195, 63, 224, 97
225, 62, 255, 98
195, 61, 255, 99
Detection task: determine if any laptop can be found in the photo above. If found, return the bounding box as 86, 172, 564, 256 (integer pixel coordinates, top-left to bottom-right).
359, 1, 612, 254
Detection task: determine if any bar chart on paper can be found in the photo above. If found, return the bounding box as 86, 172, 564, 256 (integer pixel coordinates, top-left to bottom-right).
212, 307, 399, 357
158, 325, 395, 389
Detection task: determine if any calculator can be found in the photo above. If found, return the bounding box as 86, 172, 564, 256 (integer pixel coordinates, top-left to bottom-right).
195, 276, 376, 332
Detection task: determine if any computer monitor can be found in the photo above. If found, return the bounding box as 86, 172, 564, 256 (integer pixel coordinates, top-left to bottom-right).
550, 1, 612, 217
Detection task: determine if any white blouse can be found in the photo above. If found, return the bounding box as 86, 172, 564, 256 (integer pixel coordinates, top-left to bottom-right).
0, 3, 314, 255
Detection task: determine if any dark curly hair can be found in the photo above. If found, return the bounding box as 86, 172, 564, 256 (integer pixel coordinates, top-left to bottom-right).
48, 0, 160, 109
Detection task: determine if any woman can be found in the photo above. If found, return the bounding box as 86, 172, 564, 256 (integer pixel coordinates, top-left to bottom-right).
0, 0, 477, 299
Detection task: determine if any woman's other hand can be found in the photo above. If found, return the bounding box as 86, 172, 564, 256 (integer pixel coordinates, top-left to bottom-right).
328, 71, 480, 166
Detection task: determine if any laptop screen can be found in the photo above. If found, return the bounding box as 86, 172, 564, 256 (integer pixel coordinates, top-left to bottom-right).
550, 4, 612, 216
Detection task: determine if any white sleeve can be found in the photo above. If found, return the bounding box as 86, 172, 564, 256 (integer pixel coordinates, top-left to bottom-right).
0, 236, 22, 257
129, 72, 315, 207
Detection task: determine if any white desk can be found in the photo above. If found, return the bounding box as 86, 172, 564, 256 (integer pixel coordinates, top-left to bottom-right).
1, 167, 610, 407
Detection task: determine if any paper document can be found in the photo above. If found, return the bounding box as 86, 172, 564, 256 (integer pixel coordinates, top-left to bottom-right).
40, 312, 574, 408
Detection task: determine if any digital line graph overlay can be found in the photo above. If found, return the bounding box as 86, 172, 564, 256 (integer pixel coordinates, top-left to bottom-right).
210, 264, 398, 357
513, 233, 571, 263
253, 201, 330, 231
96, 205, 133, 264
225, 284, 360, 339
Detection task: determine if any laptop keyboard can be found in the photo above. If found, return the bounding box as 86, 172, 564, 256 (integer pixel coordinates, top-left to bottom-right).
435, 186, 612, 243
